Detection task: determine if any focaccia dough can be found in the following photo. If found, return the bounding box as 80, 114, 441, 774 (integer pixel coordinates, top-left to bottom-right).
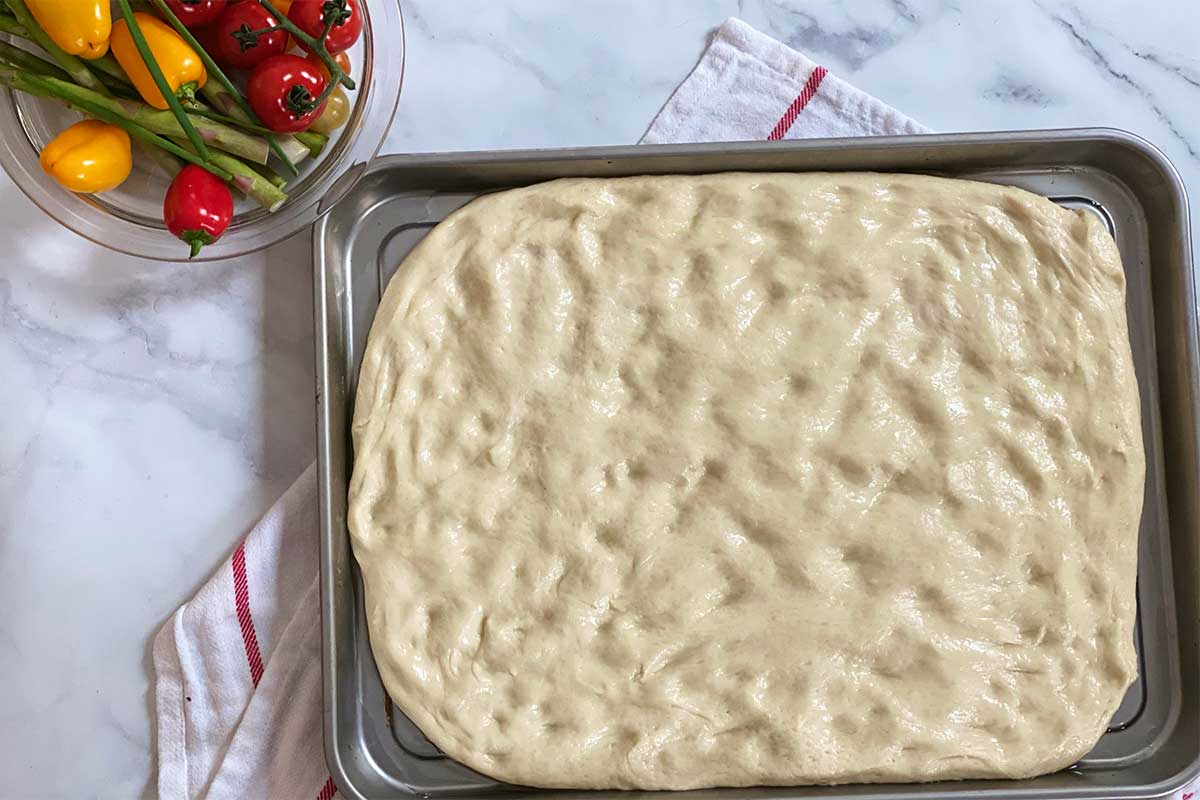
348, 172, 1144, 790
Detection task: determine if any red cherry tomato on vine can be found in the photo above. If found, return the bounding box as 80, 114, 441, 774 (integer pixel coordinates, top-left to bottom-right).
247, 53, 328, 133
287, 0, 362, 54
164, 165, 233, 259
162, 0, 228, 29
211, 1, 287, 69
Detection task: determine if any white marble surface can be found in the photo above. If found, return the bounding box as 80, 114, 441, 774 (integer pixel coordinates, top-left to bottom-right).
1, 1, 1198, 796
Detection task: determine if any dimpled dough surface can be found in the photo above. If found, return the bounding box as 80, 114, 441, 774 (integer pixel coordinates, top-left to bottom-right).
348, 172, 1144, 790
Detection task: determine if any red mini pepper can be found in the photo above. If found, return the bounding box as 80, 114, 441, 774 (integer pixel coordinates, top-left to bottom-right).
164, 164, 233, 258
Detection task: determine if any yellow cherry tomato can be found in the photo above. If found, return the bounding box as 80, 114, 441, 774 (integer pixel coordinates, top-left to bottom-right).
26, 0, 111, 59
306, 50, 351, 83
111, 13, 207, 109
39, 120, 132, 194
309, 86, 350, 134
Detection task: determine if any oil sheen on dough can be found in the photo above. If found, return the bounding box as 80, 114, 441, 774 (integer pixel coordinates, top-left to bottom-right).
348, 172, 1144, 790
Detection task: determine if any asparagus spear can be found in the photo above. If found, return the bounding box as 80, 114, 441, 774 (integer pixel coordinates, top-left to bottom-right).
144, 0, 297, 173
135, 139, 183, 179
266, 173, 287, 189
0, 37, 70, 80
1, 4, 318, 213
0, 38, 135, 98
0, 12, 26, 37
173, 138, 287, 211
86, 53, 131, 85
0, 64, 284, 209
294, 131, 327, 158
0, 68, 233, 180
1, 70, 270, 163
208, 151, 287, 209
2, 0, 108, 93
199, 81, 311, 165
114, 0, 209, 159
0, 18, 249, 124
185, 103, 275, 135
0, 14, 131, 87
147, 0, 299, 175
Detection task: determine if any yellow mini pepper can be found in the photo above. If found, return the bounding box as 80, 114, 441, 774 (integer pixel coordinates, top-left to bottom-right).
111, 13, 207, 110
39, 120, 132, 194
26, 0, 111, 59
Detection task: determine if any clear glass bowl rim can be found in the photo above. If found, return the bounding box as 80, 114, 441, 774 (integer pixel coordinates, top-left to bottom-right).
0, 0, 404, 262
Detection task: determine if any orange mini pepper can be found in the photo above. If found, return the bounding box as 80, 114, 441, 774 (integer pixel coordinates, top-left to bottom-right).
111, 13, 207, 110
26, 0, 111, 59
40, 120, 132, 194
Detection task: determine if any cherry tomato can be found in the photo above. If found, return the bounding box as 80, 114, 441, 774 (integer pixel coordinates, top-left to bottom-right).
268, 0, 294, 46
309, 85, 348, 134
246, 53, 327, 132
162, 0, 229, 29
305, 49, 350, 82
287, 0, 361, 54
164, 164, 233, 259
211, 1, 287, 69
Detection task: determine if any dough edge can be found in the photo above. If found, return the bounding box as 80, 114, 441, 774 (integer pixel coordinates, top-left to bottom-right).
349, 171, 1143, 790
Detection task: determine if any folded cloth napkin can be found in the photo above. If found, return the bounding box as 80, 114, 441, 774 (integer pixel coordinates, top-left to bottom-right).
156, 16, 1196, 800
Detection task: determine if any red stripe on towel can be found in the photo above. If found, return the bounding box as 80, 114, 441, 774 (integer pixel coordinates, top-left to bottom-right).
316, 776, 338, 800
232, 542, 265, 687
767, 65, 828, 140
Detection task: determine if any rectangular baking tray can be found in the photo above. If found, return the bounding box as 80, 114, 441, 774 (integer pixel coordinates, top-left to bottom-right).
315, 129, 1200, 800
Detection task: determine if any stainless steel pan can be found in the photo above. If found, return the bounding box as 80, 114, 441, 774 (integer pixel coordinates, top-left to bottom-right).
315, 129, 1199, 800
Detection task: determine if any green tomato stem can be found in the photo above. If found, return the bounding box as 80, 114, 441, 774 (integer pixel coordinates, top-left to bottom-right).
255, 0, 355, 90
149, 0, 300, 176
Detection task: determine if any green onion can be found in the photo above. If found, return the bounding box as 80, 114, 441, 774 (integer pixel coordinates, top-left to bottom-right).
3, 69, 232, 180
114, 0, 209, 160
149, 0, 299, 176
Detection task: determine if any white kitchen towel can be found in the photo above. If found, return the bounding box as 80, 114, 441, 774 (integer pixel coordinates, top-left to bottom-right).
154, 16, 1197, 800
642, 17, 926, 143
153, 465, 339, 800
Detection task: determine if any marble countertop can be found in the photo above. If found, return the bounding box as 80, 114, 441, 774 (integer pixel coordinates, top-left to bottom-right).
2, 1, 1197, 796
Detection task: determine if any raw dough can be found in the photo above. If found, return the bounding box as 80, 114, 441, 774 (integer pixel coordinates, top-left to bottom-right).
348, 172, 1144, 790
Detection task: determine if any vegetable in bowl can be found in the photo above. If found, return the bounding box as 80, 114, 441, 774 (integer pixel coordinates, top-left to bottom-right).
0, 0, 360, 257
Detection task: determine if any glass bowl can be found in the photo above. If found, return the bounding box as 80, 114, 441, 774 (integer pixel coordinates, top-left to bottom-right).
0, 0, 404, 261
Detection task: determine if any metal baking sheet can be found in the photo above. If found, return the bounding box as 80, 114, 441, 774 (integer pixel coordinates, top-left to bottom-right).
314, 129, 1199, 800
